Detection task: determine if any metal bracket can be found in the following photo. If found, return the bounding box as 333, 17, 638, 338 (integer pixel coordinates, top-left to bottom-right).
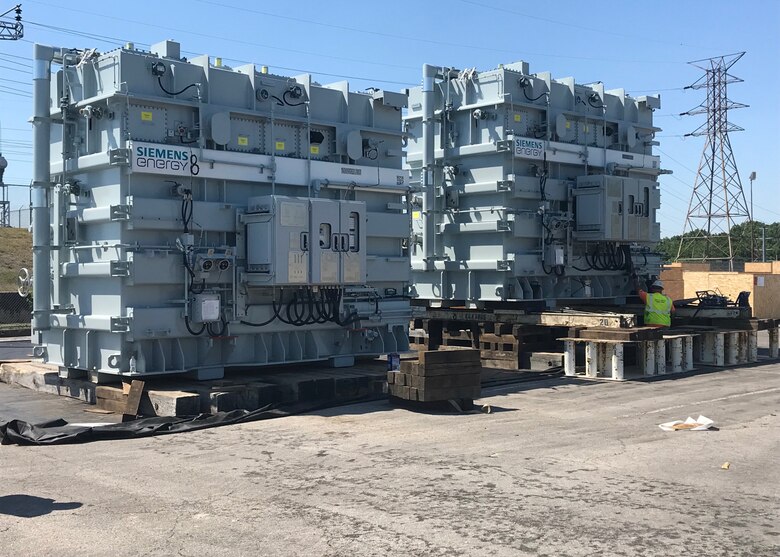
110, 316, 131, 333
110, 261, 131, 277
497, 260, 512, 271
496, 140, 512, 153
497, 180, 513, 192
108, 148, 130, 166
110, 204, 130, 220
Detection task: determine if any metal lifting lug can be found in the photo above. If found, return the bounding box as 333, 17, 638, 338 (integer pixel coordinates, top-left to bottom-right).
110, 317, 132, 333
108, 148, 130, 166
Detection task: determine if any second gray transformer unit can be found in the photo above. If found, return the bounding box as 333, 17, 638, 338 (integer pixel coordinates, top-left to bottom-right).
405, 62, 666, 308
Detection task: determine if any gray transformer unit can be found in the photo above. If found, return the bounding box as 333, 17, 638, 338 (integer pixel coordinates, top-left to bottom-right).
30, 40, 411, 379
405, 63, 666, 308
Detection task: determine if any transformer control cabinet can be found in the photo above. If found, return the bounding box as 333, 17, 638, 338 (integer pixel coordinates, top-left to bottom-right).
573, 176, 661, 243
245, 195, 367, 286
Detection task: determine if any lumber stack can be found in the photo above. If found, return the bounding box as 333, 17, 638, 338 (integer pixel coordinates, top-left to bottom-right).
388, 349, 481, 402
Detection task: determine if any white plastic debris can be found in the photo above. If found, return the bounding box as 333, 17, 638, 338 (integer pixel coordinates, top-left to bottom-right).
658, 415, 715, 432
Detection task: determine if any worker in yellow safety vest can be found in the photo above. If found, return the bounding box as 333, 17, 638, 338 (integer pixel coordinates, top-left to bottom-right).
635, 278, 675, 328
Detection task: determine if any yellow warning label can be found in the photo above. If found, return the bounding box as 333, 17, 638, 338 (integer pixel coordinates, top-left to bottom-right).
237, 135, 249, 146
514, 114, 522, 122
310, 145, 320, 155
412, 211, 422, 220
584, 125, 590, 133
141, 111, 153, 122
275, 141, 285, 151
565, 121, 571, 129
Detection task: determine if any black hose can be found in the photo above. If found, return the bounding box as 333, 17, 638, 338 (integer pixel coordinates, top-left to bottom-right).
522, 87, 546, 102
283, 90, 306, 107
184, 315, 205, 336
157, 76, 198, 97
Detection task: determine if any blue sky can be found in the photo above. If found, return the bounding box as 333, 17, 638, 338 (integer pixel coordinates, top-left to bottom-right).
1, 0, 778, 236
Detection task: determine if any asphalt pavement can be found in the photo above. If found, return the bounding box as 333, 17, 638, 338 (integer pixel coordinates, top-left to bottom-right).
1, 357, 778, 556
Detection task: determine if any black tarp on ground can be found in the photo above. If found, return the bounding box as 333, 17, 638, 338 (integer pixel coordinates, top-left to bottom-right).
0, 397, 374, 446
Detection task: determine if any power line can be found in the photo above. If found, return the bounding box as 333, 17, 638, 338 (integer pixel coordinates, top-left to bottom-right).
655, 147, 699, 176
0, 63, 29, 74
0, 51, 31, 63
0, 77, 31, 87
456, 0, 708, 52
0, 82, 31, 93
628, 87, 687, 94
24, 20, 416, 86
0, 53, 30, 68
25, 13, 418, 71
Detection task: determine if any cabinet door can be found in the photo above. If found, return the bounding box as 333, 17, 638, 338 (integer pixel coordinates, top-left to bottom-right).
340, 201, 366, 285
309, 199, 340, 285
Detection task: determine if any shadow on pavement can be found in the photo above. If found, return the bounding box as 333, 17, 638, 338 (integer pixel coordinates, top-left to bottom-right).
0, 494, 82, 518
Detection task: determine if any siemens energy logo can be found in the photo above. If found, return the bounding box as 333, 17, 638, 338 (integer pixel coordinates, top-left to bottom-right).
132, 143, 199, 175
514, 138, 545, 160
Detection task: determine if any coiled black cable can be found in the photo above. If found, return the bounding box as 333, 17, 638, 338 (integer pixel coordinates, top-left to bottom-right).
184, 315, 206, 336
157, 76, 198, 97
522, 87, 546, 102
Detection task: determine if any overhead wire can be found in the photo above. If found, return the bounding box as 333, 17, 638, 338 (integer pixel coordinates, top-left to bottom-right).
455, 0, 711, 51
195, 0, 694, 64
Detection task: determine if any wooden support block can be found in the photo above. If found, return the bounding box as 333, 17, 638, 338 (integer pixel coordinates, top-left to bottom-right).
409, 373, 481, 390
579, 327, 662, 342
418, 349, 481, 366
416, 385, 481, 402
95, 380, 144, 417
389, 384, 411, 399
387, 371, 396, 385
95, 397, 130, 414
95, 385, 126, 402
400, 361, 482, 377
124, 380, 145, 417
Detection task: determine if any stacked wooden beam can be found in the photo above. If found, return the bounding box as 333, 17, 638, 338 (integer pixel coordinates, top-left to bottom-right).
388, 349, 481, 402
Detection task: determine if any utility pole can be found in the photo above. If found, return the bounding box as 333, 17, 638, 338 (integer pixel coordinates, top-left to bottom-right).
749, 171, 756, 261
676, 53, 750, 271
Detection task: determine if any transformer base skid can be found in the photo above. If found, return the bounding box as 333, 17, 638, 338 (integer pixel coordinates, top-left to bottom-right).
0, 359, 390, 417
37, 323, 409, 380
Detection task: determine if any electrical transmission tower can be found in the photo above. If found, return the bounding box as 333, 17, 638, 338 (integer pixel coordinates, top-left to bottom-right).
0, 4, 22, 40
676, 52, 750, 270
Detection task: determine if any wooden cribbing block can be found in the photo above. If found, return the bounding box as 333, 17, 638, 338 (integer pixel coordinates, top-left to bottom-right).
418, 349, 481, 366
409, 373, 481, 390
412, 385, 481, 402
579, 327, 663, 342
400, 361, 481, 377
95, 380, 145, 418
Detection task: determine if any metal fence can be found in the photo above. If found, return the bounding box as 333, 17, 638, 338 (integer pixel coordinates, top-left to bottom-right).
0, 292, 31, 326
6, 206, 31, 228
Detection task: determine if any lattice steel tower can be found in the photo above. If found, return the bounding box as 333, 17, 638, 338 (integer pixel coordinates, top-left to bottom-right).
676, 52, 749, 269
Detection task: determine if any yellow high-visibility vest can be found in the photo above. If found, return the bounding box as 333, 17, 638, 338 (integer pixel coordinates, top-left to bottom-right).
644, 292, 672, 327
